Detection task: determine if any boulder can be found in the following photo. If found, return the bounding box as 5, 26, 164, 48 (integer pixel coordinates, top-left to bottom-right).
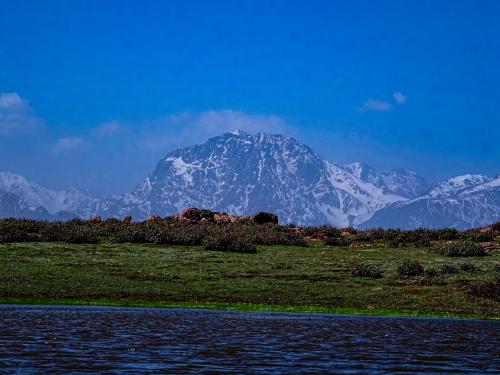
122, 215, 132, 224
213, 212, 234, 223
180, 208, 202, 222
251, 212, 278, 224
480, 242, 497, 253
88, 216, 101, 224
146, 215, 162, 222
340, 227, 356, 236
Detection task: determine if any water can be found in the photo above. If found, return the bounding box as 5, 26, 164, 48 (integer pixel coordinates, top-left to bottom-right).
0, 305, 498, 374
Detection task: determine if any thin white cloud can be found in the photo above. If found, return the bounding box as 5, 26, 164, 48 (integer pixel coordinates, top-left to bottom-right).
52, 137, 84, 154
0, 92, 43, 135
137, 110, 293, 152
92, 120, 120, 138
393, 91, 407, 104
357, 98, 393, 113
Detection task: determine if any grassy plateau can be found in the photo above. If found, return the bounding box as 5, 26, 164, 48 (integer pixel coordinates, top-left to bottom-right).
1, 239, 499, 319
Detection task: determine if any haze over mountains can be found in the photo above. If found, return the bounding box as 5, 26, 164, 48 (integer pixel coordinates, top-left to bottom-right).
1, 131, 498, 229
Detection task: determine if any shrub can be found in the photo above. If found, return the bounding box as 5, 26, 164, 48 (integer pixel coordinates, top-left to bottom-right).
424, 267, 439, 277
351, 263, 383, 278
350, 232, 373, 242
397, 260, 425, 276
302, 225, 341, 239
202, 234, 256, 253
202, 235, 228, 251
0, 229, 38, 243
364, 228, 387, 240
147, 227, 204, 246
464, 231, 494, 242
324, 237, 352, 247
491, 221, 500, 233
198, 209, 214, 220
468, 278, 500, 301
434, 240, 486, 257
227, 240, 257, 253
62, 232, 98, 244
439, 264, 458, 275
459, 262, 480, 272
388, 231, 431, 248
431, 228, 460, 241
111, 227, 146, 243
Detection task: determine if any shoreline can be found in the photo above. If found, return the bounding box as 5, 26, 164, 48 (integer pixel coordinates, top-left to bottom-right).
1, 298, 498, 321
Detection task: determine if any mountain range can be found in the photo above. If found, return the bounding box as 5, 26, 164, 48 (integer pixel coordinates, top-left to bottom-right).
1, 131, 498, 229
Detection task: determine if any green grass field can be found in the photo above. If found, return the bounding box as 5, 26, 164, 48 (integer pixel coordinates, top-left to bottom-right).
0, 241, 498, 318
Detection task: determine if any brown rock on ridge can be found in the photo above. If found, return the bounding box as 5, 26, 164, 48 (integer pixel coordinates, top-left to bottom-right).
479, 225, 492, 234
122, 215, 132, 224
213, 212, 238, 223
146, 215, 162, 222
340, 227, 356, 236
251, 212, 278, 224
89, 216, 101, 224
180, 208, 201, 221
480, 242, 497, 253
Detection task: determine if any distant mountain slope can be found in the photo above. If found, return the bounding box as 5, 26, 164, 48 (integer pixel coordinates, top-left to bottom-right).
101, 131, 409, 225
342, 162, 428, 199
0, 190, 54, 220
361, 174, 500, 229
1, 132, 498, 229
0, 172, 100, 218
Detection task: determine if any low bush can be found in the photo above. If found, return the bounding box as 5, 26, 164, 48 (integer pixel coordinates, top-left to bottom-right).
350, 232, 373, 242
388, 231, 431, 248
463, 231, 494, 242
468, 278, 500, 301
491, 221, 500, 233
227, 240, 257, 253
431, 228, 460, 241
0, 229, 38, 243
363, 228, 387, 240
424, 267, 439, 277
439, 264, 459, 275
397, 260, 425, 276
351, 263, 383, 278
202, 233, 256, 253
324, 237, 352, 247
459, 262, 480, 273
433, 240, 486, 257
302, 225, 341, 239
111, 227, 147, 243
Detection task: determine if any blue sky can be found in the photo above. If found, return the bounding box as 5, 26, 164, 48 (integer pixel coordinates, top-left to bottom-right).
0, 0, 499, 194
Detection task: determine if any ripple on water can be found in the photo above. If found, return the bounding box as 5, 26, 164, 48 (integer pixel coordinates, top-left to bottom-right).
0, 305, 499, 374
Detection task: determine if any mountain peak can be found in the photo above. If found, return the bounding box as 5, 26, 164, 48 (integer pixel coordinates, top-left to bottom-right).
341, 163, 427, 199
1, 133, 497, 229
0, 171, 30, 187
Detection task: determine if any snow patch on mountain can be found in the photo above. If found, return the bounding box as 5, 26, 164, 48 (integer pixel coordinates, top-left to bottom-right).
0, 171, 99, 217
0, 131, 497, 229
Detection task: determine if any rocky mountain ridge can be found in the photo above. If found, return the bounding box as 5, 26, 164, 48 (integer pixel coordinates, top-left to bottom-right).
1, 131, 498, 228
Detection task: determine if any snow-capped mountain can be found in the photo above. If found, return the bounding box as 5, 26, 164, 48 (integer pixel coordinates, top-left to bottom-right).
99, 131, 411, 226
342, 162, 428, 199
0, 190, 55, 220
361, 174, 500, 229
0, 131, 498, 228
0, 172, 99, 218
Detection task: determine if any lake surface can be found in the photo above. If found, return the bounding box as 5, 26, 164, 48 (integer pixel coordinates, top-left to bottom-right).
0, 305, 498, 374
